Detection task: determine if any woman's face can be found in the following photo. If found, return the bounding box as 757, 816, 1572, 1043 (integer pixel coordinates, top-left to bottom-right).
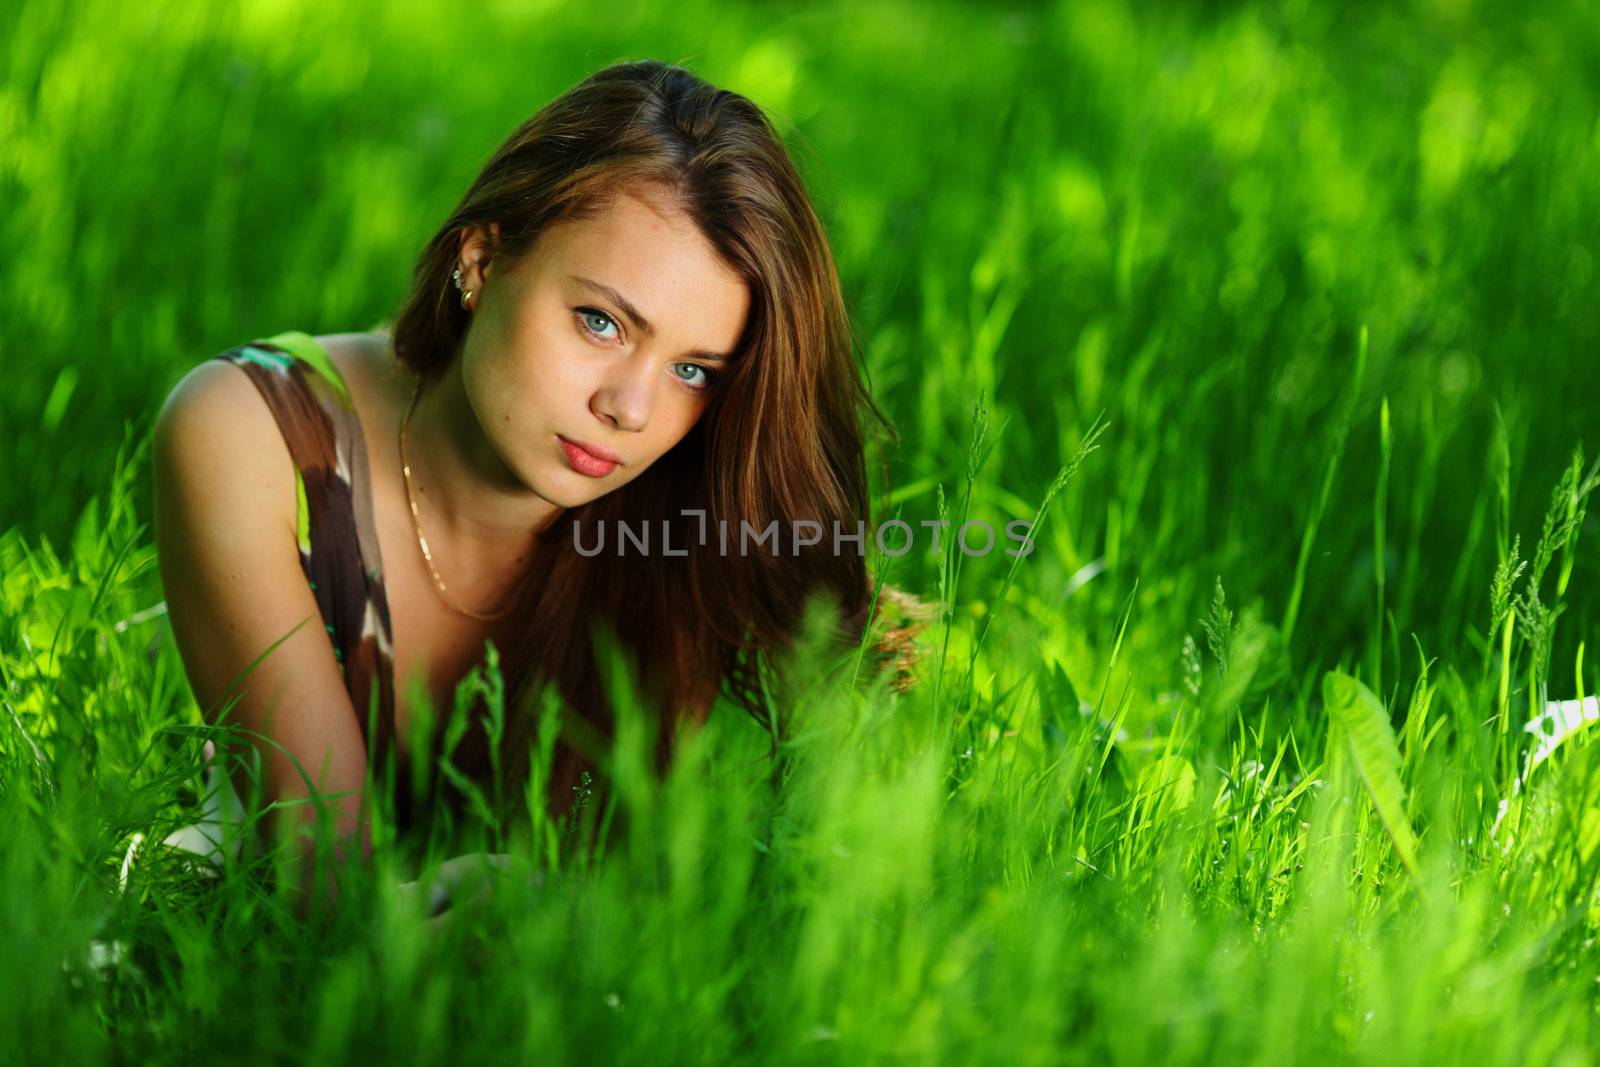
454, 182, 750, 509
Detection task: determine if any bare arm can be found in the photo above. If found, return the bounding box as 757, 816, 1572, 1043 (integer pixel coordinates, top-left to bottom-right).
152, 360, 373, 914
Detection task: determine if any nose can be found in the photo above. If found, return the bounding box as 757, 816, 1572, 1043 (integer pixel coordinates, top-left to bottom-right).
591, 354, 656, 433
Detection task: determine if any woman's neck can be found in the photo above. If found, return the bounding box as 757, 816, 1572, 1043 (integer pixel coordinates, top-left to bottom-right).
398, 348, 564, 567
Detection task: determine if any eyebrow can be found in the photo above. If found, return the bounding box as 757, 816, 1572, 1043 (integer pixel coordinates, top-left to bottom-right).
570, 275, 734, 364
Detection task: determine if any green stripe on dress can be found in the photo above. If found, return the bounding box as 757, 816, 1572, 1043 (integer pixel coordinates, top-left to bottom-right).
294, 469, 312, 556
257, 330, 354, 410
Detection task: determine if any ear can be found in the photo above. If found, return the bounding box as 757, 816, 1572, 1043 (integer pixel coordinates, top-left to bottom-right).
455, 223, 503, 291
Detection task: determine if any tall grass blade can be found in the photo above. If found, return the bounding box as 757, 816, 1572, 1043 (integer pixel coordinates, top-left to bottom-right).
1323, 669, 1421, 879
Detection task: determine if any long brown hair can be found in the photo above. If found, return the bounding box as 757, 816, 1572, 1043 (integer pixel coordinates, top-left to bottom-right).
388, 59, 920, 829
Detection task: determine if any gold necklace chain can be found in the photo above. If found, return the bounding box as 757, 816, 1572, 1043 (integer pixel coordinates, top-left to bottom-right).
399, 376, 536, 622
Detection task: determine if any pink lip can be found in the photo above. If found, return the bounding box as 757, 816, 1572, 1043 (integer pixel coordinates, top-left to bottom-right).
560, 436, 622, 464
558, 435, 620, 477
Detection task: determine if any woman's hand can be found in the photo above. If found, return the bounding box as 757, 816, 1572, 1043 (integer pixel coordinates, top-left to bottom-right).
395, 852, 539, 917
865, 584, 939, 694
396, 852, 543, 969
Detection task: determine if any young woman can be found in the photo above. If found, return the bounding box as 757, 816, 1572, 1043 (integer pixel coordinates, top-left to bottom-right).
152, 59, 931, 903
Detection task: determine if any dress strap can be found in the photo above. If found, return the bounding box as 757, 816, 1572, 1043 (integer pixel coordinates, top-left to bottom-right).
256, 330, 354, 410
211, 334, 399, 781
249, 332, 387, 588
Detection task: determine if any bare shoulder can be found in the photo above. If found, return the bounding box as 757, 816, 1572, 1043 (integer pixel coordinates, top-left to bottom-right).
154, 357, 297, 538
312, 330, 409, 424
158, 355, 273, 424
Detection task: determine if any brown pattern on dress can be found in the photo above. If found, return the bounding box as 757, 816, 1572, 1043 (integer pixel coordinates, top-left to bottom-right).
211, 331, 413, 828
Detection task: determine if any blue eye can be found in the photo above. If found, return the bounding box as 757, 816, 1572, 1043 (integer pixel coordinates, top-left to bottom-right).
672, 363, 714, 391
576, 307, 620, 342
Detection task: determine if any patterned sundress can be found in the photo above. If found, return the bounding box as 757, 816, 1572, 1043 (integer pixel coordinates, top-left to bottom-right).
211, 331, 410, 823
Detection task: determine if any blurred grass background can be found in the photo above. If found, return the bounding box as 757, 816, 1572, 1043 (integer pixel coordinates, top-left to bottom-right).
5, 0, 1600, 1061
6, 0, 1599, 670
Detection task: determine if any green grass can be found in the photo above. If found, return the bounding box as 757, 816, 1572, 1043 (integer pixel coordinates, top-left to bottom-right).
6, 0, 1600, 1061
